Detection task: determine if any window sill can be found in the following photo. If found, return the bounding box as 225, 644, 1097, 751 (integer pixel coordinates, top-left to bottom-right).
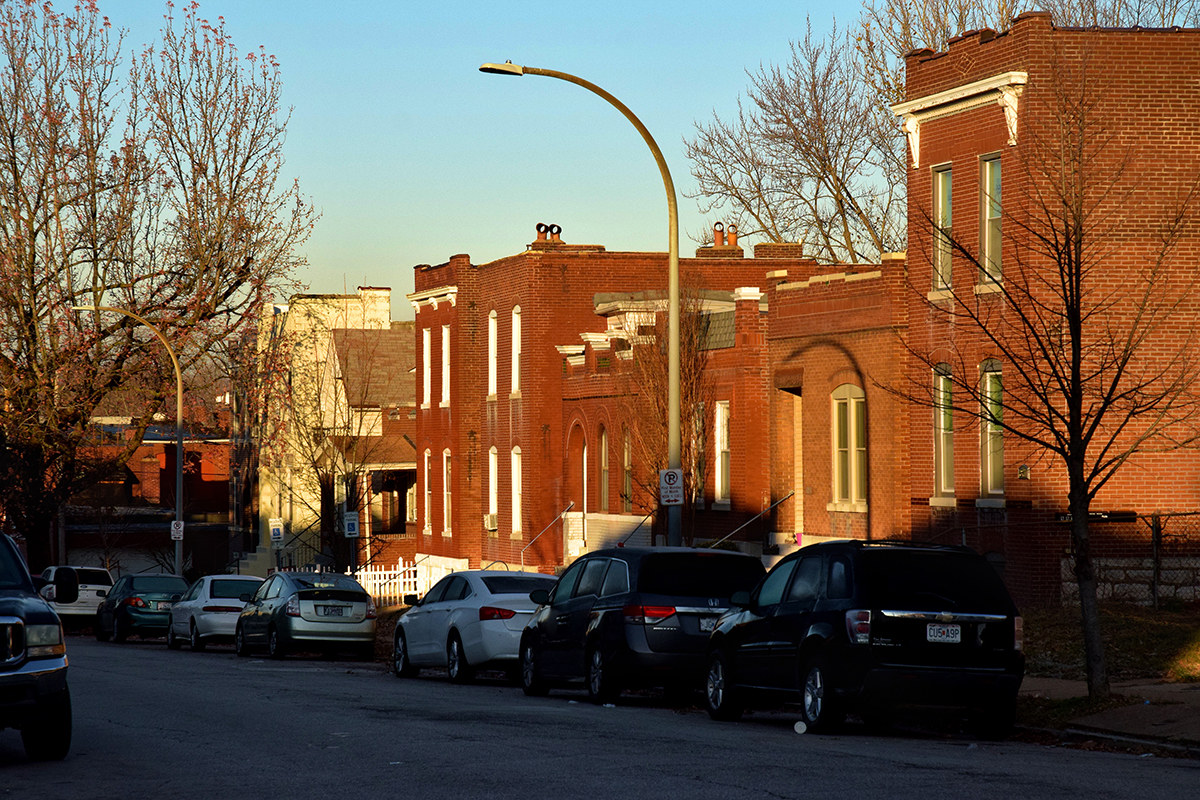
422, 528, 432, 536
509, 391, 522, 400
826, 501, 868, 514
927, 288, 953, 302
487, 393, 497, 402
439, 401, 449, 409
420, 403, 430, 410
711, 501, 730, 511
929, 496, 958, 508
510, 531, 523, 540
441, 530, 453, 538
974, 280, 1003, 295
976, 498, 1006, 508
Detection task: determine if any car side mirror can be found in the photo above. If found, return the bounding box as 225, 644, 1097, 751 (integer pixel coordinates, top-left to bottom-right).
403, 593, 419, 606
730, 591, 751, 610
53, 567, 79, 606
529, 589, 550, 605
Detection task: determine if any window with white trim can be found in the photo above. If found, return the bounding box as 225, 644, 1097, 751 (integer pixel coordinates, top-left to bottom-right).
488, 446, 498, 517
981, 156, 1001, 282
831, 384, 867, 506
422, 449, 431, 534
511, 446, 523, 533
441, 325, 450, 406
933, 165, 953, 291
511, 306, 522, 394
934, 365, 955, 498
599, 426, 609, 512
421, 328, 431, 407
981, 361, 1004, 496
442, 449, 452, 534
714, 401, 731, 504
487, 310, 497, 397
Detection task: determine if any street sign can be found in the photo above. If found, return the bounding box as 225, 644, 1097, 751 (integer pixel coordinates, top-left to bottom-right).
344, 512, 360, 538
269, 517, 284, 549
659, 468, 684, 506
170, 520, 185, 541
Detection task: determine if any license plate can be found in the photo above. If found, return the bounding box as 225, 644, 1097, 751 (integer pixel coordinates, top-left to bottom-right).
157, 601, 173, 611
926, 623, 961, 643
320, 605, 345, 617
700, 616, 718, 633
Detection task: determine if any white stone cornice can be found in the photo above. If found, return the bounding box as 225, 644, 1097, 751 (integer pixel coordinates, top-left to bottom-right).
555, 345, 586, 356
406, 285, 458, 313
579, 332, 612, 350
891, 72, 1028, 168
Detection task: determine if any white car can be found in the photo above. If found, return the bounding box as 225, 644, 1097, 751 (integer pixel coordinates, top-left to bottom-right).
39, 566, 113, 617
167, 574, 264, 651
393, 570, 558, 683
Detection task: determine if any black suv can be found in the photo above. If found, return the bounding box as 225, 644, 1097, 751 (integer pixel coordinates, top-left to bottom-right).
520, 547, 766, 702
0, 536, 79, 760
704, 541, 1024, 737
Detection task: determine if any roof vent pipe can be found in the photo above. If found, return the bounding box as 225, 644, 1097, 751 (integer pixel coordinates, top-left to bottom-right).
549, 223, 562, 242
536, 222, 549, 241
727, 223, 738, 248
713, 221, 726, 247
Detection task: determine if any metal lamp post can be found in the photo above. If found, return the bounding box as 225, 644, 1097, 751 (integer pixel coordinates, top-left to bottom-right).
479, 61, 683, 546
74, 306, 185, 574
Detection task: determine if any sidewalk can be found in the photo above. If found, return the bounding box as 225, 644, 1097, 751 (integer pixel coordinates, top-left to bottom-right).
1020, 676, 1200, 750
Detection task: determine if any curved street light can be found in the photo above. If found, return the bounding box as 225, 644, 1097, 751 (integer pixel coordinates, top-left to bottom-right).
74, 306, 185, 575
480, 60, 682, 547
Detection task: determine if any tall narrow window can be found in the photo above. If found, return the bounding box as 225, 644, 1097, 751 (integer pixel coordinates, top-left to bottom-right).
441, 325, 450, 406
982, 361, 1004, 496
421, 328, 431, 407
487, 311, 498, 397
488, 446, 498, 517
934, 365, 955, 497
981, 157, 1001, 282
442, 449, 452, 534
692, 403, 706, 504
511, 306, 522, 394
831, 384, 867, 506
933, 166, 953, 290
714, 401, 731, 504
622, 428, 633, 513
511, 447, 523, 534
422, 449, 431, 534
599, 427, 609, 512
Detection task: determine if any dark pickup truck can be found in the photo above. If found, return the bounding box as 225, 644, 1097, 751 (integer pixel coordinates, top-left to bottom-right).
0, 535, 78, 760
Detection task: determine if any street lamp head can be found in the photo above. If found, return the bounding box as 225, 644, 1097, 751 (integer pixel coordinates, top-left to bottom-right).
480, 61, 524, 76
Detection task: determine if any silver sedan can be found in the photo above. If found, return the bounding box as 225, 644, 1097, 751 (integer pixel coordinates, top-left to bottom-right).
167, 575, 264, 651
393, 570, 557, 683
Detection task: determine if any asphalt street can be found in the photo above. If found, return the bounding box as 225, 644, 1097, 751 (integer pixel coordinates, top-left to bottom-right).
1, 636, 1197, 800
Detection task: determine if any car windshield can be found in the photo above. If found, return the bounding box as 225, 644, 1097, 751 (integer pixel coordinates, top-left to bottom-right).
860, 550, 1014, 612
130, 576, 189, 594
289, 574, 364, 592
77, 568, 113, 586
481, 575, 557, 595
637, 552, 766, 597
211, 579, 263, 599
0, 537, 32, 591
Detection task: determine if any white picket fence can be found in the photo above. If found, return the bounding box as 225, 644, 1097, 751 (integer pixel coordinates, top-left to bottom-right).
347, 558, 460, 607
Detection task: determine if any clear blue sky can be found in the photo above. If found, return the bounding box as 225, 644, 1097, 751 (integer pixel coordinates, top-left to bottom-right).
98, 1, 840, 319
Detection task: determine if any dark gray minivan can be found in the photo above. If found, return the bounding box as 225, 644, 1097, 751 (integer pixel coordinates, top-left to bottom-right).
519, 547, 766, 702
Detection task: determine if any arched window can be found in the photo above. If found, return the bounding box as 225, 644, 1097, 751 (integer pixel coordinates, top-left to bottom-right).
442, 449, 452, 535
599, 426, 609, 512
831, 384, 867, 507
422, 449, 431, 534
511, 306, 522, 394
511, 446, 523, 534
487, 311, 498, 397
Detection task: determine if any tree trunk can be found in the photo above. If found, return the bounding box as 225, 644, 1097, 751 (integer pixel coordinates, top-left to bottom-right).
1069, 492, 1110, 700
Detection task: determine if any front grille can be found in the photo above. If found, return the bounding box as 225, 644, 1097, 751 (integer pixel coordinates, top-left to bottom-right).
0, 616, 25, 664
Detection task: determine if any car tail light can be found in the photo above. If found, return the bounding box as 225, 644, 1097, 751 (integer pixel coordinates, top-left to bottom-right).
202, 605, 245, 613
845, 609, 871, 644
366, 597, 377, 620
1014, 616, 1023, 651
622, 605, 675, 625
285, 596, 300, 617
479, 606, 516, 621
122, 597, 147, 609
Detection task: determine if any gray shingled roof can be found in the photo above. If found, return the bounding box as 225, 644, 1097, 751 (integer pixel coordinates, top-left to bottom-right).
332, 323, 415, 408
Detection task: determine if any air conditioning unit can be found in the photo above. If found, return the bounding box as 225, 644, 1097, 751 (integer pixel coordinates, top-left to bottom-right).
483, 513, 498, 531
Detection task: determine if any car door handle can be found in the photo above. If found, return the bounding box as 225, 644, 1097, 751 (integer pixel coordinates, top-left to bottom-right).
555, 615, 570, 624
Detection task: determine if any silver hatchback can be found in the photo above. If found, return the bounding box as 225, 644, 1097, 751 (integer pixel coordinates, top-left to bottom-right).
234, 571, 376, 660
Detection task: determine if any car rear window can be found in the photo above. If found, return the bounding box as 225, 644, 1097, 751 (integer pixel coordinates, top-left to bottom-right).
211, 579, 263, 599
130, 576, 189, 593
77, 569, 113, 586
291, 574, 364, 592
861, 550, 1014, 612
637, 552, 766, 597
481, 575, 557, 594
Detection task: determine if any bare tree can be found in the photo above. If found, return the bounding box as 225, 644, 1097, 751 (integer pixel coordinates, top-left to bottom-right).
897, 50, 1200, 700
0, 1, 311, 570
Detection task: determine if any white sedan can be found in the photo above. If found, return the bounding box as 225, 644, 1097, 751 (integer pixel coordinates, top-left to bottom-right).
167, 574, 264, 651
393, 570, 557, 683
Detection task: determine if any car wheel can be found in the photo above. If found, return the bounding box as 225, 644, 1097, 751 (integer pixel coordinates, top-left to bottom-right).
166, 622, 182, 650
393, 630, 419, 678
94, 612, 110, 643
585, 645, 620, 703
521, 639, 549, 697
447, 632, 475, 684
267, 626, 286, 660
799, 655, 844, 733
20, 688, 71, 761
234, 624, 249, 657
704, 649, 744, 721
970, 695, 1017, 741
189, 621, 206, 652
112, 614, 127, 644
